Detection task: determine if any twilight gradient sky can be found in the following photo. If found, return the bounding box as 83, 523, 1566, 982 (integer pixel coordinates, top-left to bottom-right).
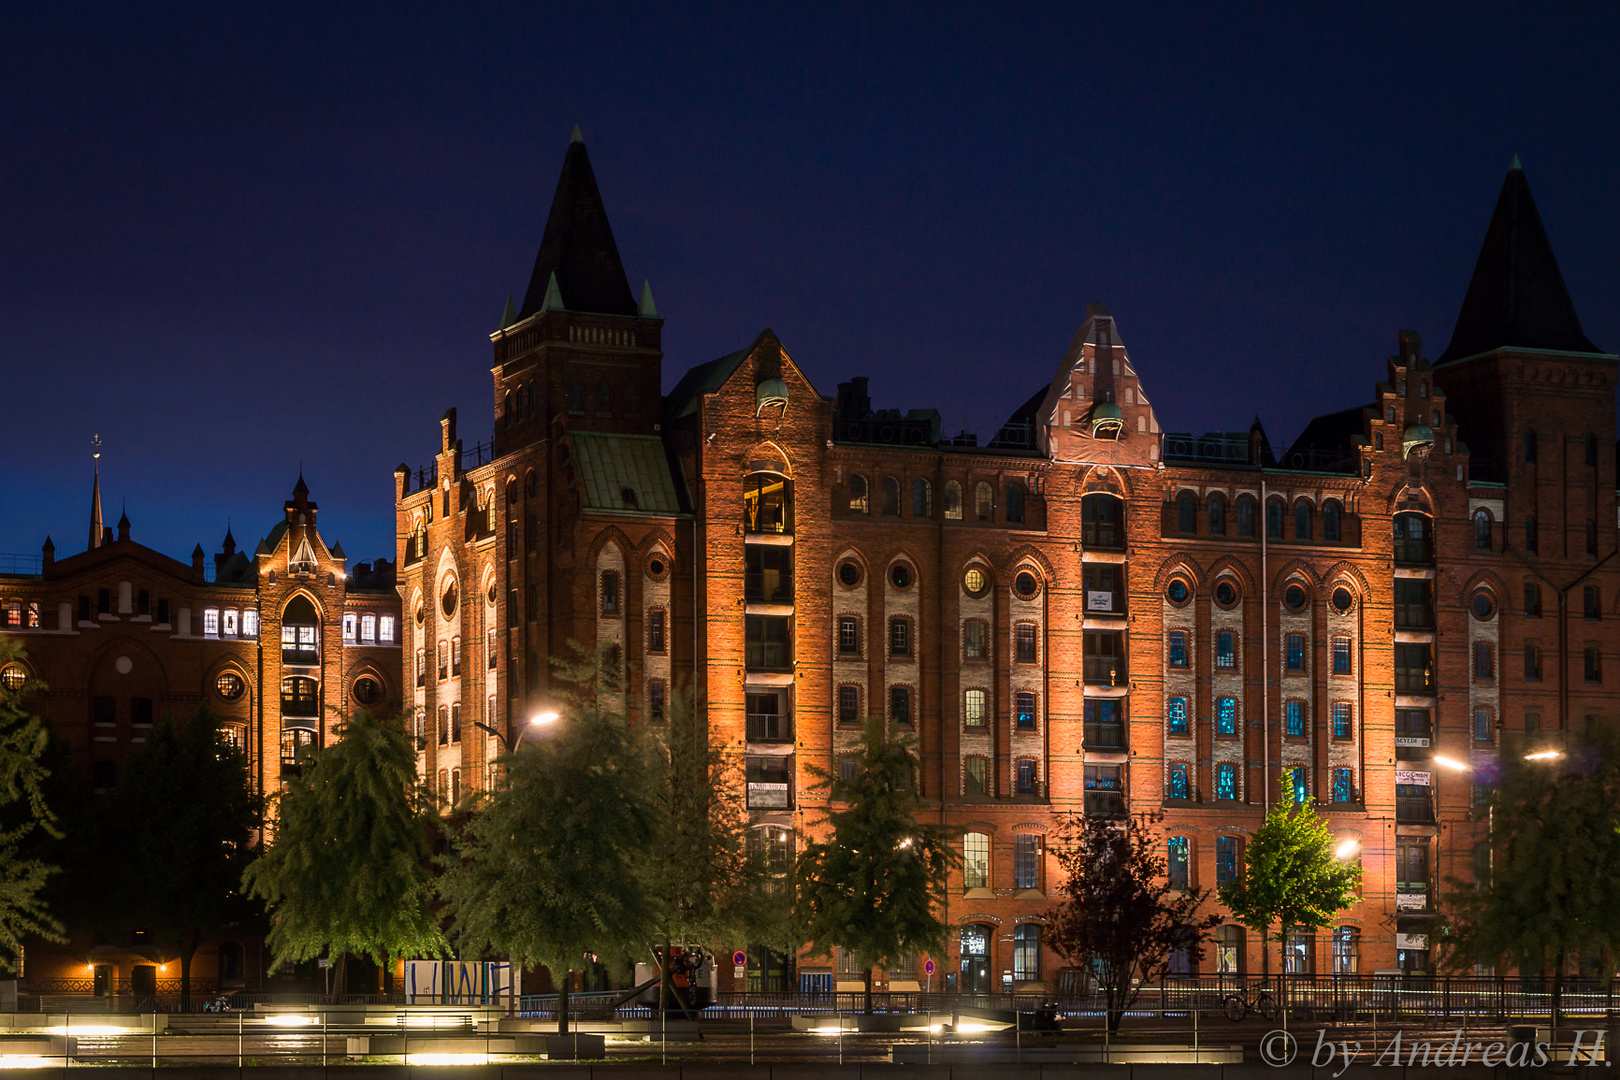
2, 4, 1616, 566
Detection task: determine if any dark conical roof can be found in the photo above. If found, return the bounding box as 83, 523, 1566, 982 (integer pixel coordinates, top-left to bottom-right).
1438, 162, 1600, 364
517, 132, 637, 319
293, 471, 309, 498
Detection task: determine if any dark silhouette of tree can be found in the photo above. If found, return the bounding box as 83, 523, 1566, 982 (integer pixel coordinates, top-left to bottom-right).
0, 638, 64, 969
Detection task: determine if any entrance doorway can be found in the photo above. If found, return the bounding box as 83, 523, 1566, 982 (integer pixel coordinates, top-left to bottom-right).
959, 925, 992, 994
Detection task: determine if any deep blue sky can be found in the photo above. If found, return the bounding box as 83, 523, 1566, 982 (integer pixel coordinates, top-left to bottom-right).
3, 3, 1616, 566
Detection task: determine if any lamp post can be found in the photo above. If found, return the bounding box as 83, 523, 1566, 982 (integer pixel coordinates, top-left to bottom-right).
473, 710, 559, 752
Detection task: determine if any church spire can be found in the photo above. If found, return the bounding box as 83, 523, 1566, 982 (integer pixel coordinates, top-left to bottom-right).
88, 434, 104, 551
516, 130, 637, 319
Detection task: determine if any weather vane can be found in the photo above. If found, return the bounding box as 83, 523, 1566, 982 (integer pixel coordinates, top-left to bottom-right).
92, 434, 101, 460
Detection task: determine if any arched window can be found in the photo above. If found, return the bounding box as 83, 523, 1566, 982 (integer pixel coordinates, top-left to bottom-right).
1177, 490, 1197, 533
595, 378, 612, 415
1295, 500, 1312, 540
1322, 500, 1341, 542
502, 390, 514, 426
1524, 428, 1538, 464
1474, 509, 1492, 550
1013, 924, 1041, 982
1207, 493, 1226, 535
1082, 493, 1124, 550
744, 473, 792, 534
1266, 498, 1285, 539
1332, 926, 1359, 974
567, 377, 584, 413
881, 476, 901, 516
943, 480, 962, 520
848, 474, 869, 515
1006, 483, 1026, 524
974, 482, 994, 522
1235, 495, 1256, 538
281, 595, 320, 664
912, 478, 932, 518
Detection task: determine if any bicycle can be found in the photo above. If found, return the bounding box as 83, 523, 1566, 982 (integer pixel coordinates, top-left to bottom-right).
1223, 983, 1278, 1022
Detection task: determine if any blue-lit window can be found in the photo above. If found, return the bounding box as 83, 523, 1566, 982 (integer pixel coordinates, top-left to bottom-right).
1285, 700, 1305, 737
1167, 762, 1189, 800
1290, 767, 1307, 803
1215, 631, 1236, 669
1332, 702, 1353, 739
1216, 836, 1239, 883
1473, 707, 1492, 742
1168, 631, 1188, 667
1216, 697, 1237, 735
1015, 691, 1037, 730
1167, 836, 1189, 889
1167, 696, 1189, 735
1286, 633, 1306, 671
1333, 767, 1354, 803
1332, 637, 1351, 674
1216, 763, 1236, 800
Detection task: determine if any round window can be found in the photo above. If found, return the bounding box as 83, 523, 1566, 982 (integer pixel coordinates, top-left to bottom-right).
1013, 571, 1040, 599
647, 554, 668, 581
1167, 579, 1190, 606
963, 567, 989, 597
890, 563, 913, 590
1215, 580, 1238, 608
1284, 584, 1308, 610
1331, 586, 1355, 614
215, 671, 245, 700
838, 561, 863, 587
1, 665, 27, 692
441, 580, 458, 618
1472, 591, 1495, 620
486, 582, 498, 606
353, 676, 383, 706
414, 601, 426, 626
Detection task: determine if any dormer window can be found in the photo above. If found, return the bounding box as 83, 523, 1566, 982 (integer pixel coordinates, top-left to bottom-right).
621, 487, 640, 510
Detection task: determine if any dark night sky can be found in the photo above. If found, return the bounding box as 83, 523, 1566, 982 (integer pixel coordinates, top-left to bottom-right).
3, 3, 1616, 567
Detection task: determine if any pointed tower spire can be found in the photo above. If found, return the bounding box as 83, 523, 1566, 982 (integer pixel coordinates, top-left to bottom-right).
499, 293, 517, 329
638, 279, 658, 318
517, 132, 637, 319
117, 500, 130, 541
1438, 163, 1600, 363
542, 271, 565, 312
293, 470, 309, 498
570, 124, 583, 144
1509, 153, 1522, 172
88, 434, 104, 551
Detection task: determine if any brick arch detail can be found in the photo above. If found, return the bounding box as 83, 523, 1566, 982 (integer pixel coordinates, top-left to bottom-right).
1001, 544, 1056, 583
1078, 465, 1132, 497
1204, 555, 1257, 597
279, 586, 331, 623
1458, 567, 1511, 607
1320, 561, 1373, 598
347, 659, 396, 703
635, 527, 681, 572
1269, 557, 1321, 596
1388, 483, 1436, 516
1152, 556, 1206, 594
585, 525, 635, 569
84, 635, 172, 689
743, 440, 793, 476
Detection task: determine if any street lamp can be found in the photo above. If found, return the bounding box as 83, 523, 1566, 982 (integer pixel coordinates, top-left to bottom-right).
1523, 749, 1563, 762
1334, 839, 1360, 860
473, 711, 560, 752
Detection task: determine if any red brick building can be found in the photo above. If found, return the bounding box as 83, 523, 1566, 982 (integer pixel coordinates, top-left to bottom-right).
398, 137, 1616, 991
0, 471, 402, 992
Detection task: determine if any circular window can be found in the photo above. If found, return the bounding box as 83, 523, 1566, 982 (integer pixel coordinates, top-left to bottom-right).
1284, 583, 1308, 611
486, 582, 498, 606
890, 563, 913, 590
1013, 570, 1040, 600
1472, 591, 1495, 620
647, 554, 668, 581
215, 671, 245, 700
440, 580, 458, 618
353, 676, 383, 706
0, 665, 26, 692
963, 567, 989, 597
1167, 579, 1191, 606
838, 561, 863, 587
1331, 586, 1355, 614
1215, 580, 1238, 608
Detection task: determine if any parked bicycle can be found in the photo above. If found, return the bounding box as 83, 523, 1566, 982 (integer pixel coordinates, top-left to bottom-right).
1223, 983, 1278, 1022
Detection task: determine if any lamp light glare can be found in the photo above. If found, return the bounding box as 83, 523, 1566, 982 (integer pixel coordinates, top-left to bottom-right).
530, 711, 559, 726
1335, 840, 1360, 860
1524, 750, 1563, 761
1432, 755, 1468, 772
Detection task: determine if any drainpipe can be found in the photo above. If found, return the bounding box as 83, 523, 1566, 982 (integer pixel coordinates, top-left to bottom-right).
1261, 479, 1269, 813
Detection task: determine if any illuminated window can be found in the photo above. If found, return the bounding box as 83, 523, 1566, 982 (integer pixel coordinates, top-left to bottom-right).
1289, 767, 1307, 803
361, 614, 376, 643
1015, 692, 1037, 730
1216, 697, 1237, 735
943, 480, 962, 520
204, 608, 220, 636
450, 636, 461, 677
963, 688, 987, 728
975, 482, 993, 521
342, 614, 357, 642
280, 727, 317, 770
847, 474, 868, 515
1216, 764, 1236, 801
1013, 924, 1041, 981
1216, 836, 1239, 881
1167, 696, 1189, 735
437, 641, 449, 681
0, 665, 27, 692
1333, 768, 1354, 803
1167, 836, 1189, 889
1332, 702, 1352, 739
1167, 763, 1189, 800
1215, 631, 1236, 669
1285, 700, 1305, 737
1014, 834, 1039, 889
1285, 633, 1306, 671
963, 832, 989, 888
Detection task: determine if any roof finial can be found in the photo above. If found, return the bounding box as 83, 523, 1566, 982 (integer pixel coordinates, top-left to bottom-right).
499, 293, 517, 330
1510, 153, 1522, 172
542, 271, 566, 312
570, 124, 583, 145
638, 279, 658, 318
88, 434, 104, 551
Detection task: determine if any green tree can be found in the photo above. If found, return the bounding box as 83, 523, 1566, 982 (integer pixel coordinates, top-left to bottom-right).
100, 706, 263, 999
242, 710, 445, 991
1045, 809, 1221, 1035
0, 637, 65, 969
438, 669, 656, 1032
1218, 777, 1361, 1000
795, 716, 958, 1014
1441, 727, 1620, 1024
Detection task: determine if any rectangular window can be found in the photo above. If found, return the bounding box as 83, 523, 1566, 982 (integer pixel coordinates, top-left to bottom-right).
1586, 646, 1602, 683
379, 615, 394, 643
1215, 631, 1236, 669
1288, 767, 1306, 803
744, 544, 793, 603
889, 618, 911, 657
360, 614, 376, 642
135, 590, 149, 616
1284, 700, 1305, 737
1333, 768, 1354, 803
343, 614, 357, 642
1083, 765, 1124, 817
1395, 642, 1433, 692
1525, 711, 1541, 733
745, 615, 792, 670
415, 648, 426, 687
1332, 637, 1351, 675
964, 757, 987, 796
748, 691, 792, 740
1216, 697, 1237, 736
1473, 706, 1492, 742
649, 610, 666, 653
1167, 630, 1188, 668
1525, 581, 1542, 616
1014, 691, 1037, 730
963, 833, 989, 889
963, 620, 987, 660
1473, 641, 1493, 680
1015, 758, 1037, 795
837, 685, 860, 727
1084, 698, 1125, 750
1525, 642, 1542, 681
746, 756, 793, 809
1216, 763, 1236, 801
1396, 839, 1430, 892
649, 678, 665, 722
1014, 834, 1039, 889
156, 598, 170, 625
450, 636, 462, 677
1285, 633, 1306, 672
839, 755, 859, 782
92, 696, 116, 725
526, 584, 537, 622
1082, 562, 1123, 613
222, 609, 238, 636
890, 685, 912, 726
1216, 836, 1239, 883
1167, 836, 1190, 890
837, 616, 859, 655
438, 641, 449, 681
131, 697, 153, 725
1167, 762, 1189, 800
451, 703, 462, 742
1083, 630, 1125, 684
963, 688, 987, 727
1015, 623, 1038, 664
1585, 585, 1601, 620
1167, 696, 1189, 735
98, 588, 111, 614
1396, 784, 1434, 824
486, 628, 497, 668
204, 608, 220, 636
1395, 708, 1432, 756
601, 571, 620, 615
1332, 701, 1353, 739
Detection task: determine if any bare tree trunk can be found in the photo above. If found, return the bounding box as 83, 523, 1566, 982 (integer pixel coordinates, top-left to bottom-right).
558, 968, 571, 1035
1553, 949, 1565, 1032
864, 967, 874, 1016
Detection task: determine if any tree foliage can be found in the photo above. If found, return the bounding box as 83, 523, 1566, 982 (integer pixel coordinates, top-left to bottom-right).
795, 717, 958, 1011
101, 706, 263, 998
0, 637, 64, 969
1045, 809, 1221, 1035
1218, 777, 1361, 974
242, 709, 445, 983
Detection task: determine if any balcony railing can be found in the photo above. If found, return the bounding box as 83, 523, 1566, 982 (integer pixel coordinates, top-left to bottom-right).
1083, 657, 1127, 685
744, 571, 794, 604
1084, 791, 1125, 818
747, 712, 794, 742
1396, 794, 1435, 824
1084, 723, 1127, 751
282, 647, 319, 666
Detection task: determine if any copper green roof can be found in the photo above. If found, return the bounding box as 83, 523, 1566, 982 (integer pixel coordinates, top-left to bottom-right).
569, 432, 684, 514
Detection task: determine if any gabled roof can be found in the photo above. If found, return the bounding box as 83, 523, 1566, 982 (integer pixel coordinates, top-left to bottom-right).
517, 133, 637, 319
1438, 162, 1601, 364
568, 432, 684, 514
665, 331, 774, 419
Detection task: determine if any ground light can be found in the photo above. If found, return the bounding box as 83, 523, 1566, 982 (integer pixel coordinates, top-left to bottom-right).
263, 1015, 316, 1027
404, 1054, 488, 1066
0, 1057, 55, 1069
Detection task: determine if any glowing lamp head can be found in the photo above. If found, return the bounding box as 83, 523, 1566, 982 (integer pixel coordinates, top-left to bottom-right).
530, 711, 559, 727
1334, 839, 1360, 860
1524, 750, 1563, 762
1433, 755, 1468, 772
